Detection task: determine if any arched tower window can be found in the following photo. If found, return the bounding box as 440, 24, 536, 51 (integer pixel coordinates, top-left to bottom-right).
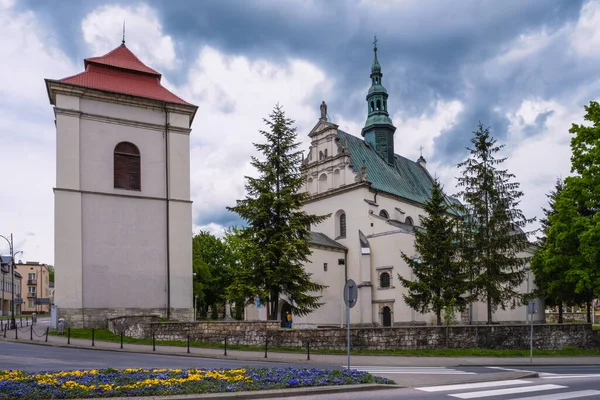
376, 100, 381, 111
370, 101, 374, 112
114, 142, 140, 190
380, 272, 390, 288
405, 216, 414, 226
379, 209, 389, 219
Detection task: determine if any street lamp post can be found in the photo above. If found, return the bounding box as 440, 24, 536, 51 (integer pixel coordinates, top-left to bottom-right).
524, 264, 533, 363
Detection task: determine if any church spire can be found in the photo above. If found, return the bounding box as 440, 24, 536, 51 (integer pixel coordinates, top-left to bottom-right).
361, 37, 396, 165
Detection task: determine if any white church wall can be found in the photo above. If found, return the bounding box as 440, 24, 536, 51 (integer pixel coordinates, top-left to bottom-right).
168, 131, 191, 200
54, 190, 83, 310
168, 201, 194, 310
80, 98, 165, 126
293, 247, 346, 329
79, 118, 167, 198
81, 194, 167, 309
55, 97, 81, 190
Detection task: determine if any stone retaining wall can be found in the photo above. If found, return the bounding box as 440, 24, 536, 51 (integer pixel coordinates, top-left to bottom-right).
109, 317, 600, 350
546, 312, 600, 324
59, 308, 193, 329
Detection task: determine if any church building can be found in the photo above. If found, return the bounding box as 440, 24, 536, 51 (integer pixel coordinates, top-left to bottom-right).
45, 41, 198, 328
289, 41, 542, 328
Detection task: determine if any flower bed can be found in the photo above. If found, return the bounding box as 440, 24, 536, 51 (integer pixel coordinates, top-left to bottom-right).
0, 367, 394, 399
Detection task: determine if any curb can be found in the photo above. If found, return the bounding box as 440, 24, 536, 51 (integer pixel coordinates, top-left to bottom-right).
67, 384, 402, 400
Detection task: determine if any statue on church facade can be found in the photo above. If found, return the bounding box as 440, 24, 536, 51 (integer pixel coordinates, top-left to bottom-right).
320, 101, 327, 121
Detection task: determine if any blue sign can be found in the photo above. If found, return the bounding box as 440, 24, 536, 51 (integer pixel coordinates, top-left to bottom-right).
256, 298, 261, 308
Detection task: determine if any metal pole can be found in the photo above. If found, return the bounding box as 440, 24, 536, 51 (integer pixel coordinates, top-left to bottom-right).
10, 235, 15, 330
529, 271, 533, 363
346, 284, 350, 370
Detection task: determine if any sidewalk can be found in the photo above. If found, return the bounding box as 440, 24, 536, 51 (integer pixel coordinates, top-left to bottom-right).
3, 325, 600, 368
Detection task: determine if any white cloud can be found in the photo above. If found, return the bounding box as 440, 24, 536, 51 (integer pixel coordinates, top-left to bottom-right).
81, 4, 178, 70
0, 1, 78, 262
174, 46, 332, 232
393, 100, 464, 163
571, 0, 600, 58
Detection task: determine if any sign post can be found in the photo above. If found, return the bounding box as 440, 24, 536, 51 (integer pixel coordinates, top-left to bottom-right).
343, 279, 358, 370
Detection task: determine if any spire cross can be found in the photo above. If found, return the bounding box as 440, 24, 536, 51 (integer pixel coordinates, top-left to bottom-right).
373, 35, 378, 49
122, 21, 126, 45
419, 145, 424, 157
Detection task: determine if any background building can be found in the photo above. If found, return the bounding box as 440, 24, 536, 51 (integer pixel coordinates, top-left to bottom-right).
246, 43, 543, 328
13, 261, 51, 314
45, 42, 198, 328
1, 255, 22, 317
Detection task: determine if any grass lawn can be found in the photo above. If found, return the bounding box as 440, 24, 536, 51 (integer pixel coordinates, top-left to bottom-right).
0, 367, 393, 399
50, 328, 600, 357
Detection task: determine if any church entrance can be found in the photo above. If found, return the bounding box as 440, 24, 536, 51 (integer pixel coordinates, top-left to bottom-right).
280, 301, 292, 328
382, 306, 392, 327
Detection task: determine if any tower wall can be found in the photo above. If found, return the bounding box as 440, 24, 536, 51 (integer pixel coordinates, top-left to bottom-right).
51, 90, 195, 328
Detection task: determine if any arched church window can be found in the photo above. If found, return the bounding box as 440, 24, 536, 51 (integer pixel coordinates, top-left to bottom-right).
380, 272, 390, 288
370, 101, 374, 112
383, 100, 387, 111
339, 213, 346, 237
382, 306, 392, 327
376, 100, 381, 110
114, 142, 141, 190
405, 216, 414, 226
379, 209, 389, 219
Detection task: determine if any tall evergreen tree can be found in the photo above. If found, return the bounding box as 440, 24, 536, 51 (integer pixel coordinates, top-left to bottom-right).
398, 179, 470, 325
456, 122, 535, 324
227, 104, 329, 320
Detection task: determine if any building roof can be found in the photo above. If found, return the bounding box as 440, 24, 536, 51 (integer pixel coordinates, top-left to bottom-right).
337, 130, 436, 204
56, 44, 193, 106
1, 256, 22, 277
308, 232, 347, 251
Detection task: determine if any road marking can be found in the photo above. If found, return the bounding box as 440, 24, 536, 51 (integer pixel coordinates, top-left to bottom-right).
351, 366, 476, 375
514, 390, 600, 400
542, 374, 600, 379
485, 366, 557, 376
415, 379, 532, 392
450, 384, 567, 399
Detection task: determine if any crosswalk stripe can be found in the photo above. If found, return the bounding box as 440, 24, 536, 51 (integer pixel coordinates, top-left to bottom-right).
449, 384, 567, 399
415, 379, 532, 392
512, 390, 600, 400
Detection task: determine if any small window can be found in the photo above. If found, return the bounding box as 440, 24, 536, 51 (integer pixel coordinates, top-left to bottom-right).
28, 300, 35, 308
380, 272, 390, 288
405, 216, 414, 226
323, 263, 328, 272
339, 213, 347, 237
370, 101, 374, 112
114, 142, 141, 190
28, 273, 36, 280
376, 100, 381, 110
379, 210, 389, 219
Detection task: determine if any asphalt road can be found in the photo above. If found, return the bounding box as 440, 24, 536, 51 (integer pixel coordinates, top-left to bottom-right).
269, 376, 600, 399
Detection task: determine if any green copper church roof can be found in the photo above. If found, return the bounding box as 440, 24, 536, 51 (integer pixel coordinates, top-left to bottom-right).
337, 130, 435, 205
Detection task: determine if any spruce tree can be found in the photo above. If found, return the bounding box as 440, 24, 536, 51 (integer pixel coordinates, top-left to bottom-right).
227, 104, 328, 320
456, 122, 535, 324
398, 179, 469, 325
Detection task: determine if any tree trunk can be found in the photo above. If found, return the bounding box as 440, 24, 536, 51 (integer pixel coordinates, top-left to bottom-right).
586, 300, 592, 324
487, 298, 493, 324
558, 300, 563, 324
436, 309, 442, 326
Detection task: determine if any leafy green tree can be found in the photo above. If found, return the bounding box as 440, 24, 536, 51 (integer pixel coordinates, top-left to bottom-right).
192, 231, 233, 319
227, 104, 328, 320
398, 179, 470, 325
47, 265, 55, 283
456, 122, 535, 324
564, 100, 600, 321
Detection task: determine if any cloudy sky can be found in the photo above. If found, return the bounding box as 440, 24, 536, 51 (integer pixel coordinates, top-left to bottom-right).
1, 0, 599, 264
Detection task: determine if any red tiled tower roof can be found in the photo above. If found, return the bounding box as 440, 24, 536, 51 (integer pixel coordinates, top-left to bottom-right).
58, 44, 191, 105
